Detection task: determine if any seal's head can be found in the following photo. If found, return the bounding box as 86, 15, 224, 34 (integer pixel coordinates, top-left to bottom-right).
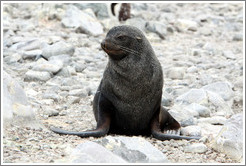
101, 25, 144, 61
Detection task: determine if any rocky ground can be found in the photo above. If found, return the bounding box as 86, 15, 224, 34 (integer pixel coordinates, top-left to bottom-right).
2, 3, 244, 164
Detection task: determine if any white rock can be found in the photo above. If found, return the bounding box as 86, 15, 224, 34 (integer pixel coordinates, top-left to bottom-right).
166, 67, 185, 80
62, 5, 103, 36
184, 143, 208, 153
175, 89, 208, 105
42, 41, 75, 59
69, 141, 127, 163
176, 19, 198, 32
181, 125, 201, 137
24, 70, 52, 82
32, 59, 63, 74
198, 116, 227, 125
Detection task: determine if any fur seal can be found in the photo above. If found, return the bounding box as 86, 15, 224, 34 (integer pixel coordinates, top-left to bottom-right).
50, 25, 200, 140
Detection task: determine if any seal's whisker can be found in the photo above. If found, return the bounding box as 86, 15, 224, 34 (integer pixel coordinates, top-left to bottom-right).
118, 45, 140, 54
118, 45, 140, 56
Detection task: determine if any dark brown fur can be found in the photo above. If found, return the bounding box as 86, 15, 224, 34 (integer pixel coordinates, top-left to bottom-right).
50, 25, 200, 140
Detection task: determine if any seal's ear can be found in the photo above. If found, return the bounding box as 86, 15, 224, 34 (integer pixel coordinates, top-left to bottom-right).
135, 36, 142, 42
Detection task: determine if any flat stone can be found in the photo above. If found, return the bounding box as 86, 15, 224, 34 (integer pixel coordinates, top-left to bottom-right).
222, 50, 236, 60
24, 70, 52, 82
211, 113, 243, 162
185, 103, 210, 117
68, 89, 87, 97
69, 141, 127, 163
145, 21, 167, 39
166, 67, 185, 80
62, 5, 103, 36
198, 116, 227, 125
95, 136, 169, 163
202, 81, 234, 101
181, 125, 201, 137
184, 143, 208, 153
42, 41, 74, 59
175, 89, 208, 105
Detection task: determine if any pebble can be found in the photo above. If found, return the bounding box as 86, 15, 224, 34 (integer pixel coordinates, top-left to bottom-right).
43, 108, 59, 117
24, 70, 52, 82
198, 116, 227, 125
22, 50, 42, 60
185, 103, 210, 117
232, 33, 243, 41
222, 50, 236, 60
184, 143, 208, 153
166, 67, 185, 80
42, 41, 75, 59
32, 60, 63, 74
69, 89, 88, 97
181, 126, 201, 137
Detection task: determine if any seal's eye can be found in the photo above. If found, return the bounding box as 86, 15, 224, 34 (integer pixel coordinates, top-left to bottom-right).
117, 35, 127, 40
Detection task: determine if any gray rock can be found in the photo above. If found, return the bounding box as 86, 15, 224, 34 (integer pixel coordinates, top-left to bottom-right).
169, 105, 196, 127
198, 116, 227, 125
22, 49, 42, 60
67, 96, 80, 105
232, 33, 243, 41
69, 89, 88, 97
181, 125, 201, 137
95, 136, 169, 163
162, 91, 173, 106
4, 53, 22, 64
32, 59, 63, 74
175, 19, 198, 32
44, 108, 59, 117
206, 90, 233, 116
48, 54, 72, 65
185, 103, 210, 117
186, 66, 198, 73
125, 17, 147, 32
211, 113, 243, 162
18, 39, 41, 51
222, 50, 236, 60
3, 71, 42, 130
42, 41, 75, 59
145, 21, 167, 39
42, 93, 60, 102
56, 67, 71, 77
175, 89, 208, 105
61, 77, 80, 86
69, 141, 127, 163
62, 5, 103, 36
191, 48, 202, 56
184, 143, 208, 153
166, 67, 185, 80
73, 3, 109, 19
73, 62, 86, 73
24, 70, 52, 82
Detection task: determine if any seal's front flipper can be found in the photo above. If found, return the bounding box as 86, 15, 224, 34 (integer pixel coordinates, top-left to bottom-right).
151, 107, 201, 140
50, 93, 112, 137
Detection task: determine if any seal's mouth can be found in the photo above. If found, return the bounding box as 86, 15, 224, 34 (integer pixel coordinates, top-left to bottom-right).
101, 40, 121, 53
101, 40, 127, 60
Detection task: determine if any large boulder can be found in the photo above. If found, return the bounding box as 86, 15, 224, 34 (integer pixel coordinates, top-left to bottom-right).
210, 113, 243, 162
67, 136, 169, 163
3, 71, 43, 133
61, 5, 104, 36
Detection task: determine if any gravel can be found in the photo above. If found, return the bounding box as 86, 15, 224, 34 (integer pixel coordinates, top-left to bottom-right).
2, 2, 243, 164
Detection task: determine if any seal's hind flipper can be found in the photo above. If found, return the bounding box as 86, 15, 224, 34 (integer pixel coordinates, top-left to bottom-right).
50, 93, 113, 138
151, 107, 201, 140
